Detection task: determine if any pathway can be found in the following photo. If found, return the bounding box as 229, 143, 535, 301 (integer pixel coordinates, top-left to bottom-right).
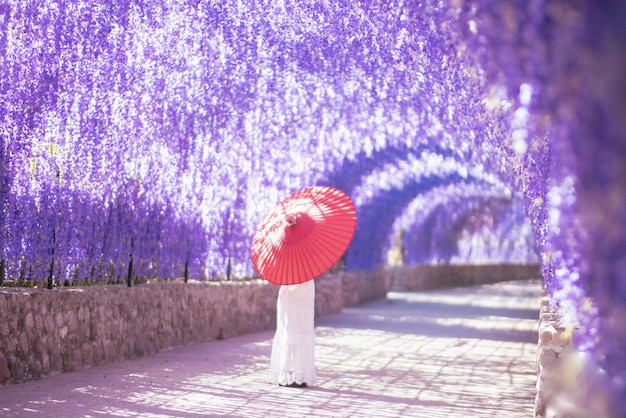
0, 279, 542, 417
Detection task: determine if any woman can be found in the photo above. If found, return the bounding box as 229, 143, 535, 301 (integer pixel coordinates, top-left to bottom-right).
268, 279, 317, 388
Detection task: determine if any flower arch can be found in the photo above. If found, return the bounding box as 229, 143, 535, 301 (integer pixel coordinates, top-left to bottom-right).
1, 0, 625, 414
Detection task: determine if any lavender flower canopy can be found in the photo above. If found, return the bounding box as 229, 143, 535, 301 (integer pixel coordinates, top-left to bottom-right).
1, 0, 625, 415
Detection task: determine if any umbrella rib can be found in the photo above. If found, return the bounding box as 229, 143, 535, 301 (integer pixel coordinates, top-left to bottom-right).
298, 241, 317, 281
255, 237, 279, 280
303, 238, 341, 270
274, 242, 291, 284
287, 243, 299, 285
292, 242, 309, 283
311, 229, 354, 252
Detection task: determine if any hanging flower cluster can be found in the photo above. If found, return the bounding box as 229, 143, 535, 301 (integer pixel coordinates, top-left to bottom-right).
1, 0, 624, 414
0, 0, 520, 283
459, 1, 626, 415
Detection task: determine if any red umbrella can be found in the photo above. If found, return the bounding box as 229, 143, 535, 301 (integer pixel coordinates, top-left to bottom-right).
251, 186, 357, 285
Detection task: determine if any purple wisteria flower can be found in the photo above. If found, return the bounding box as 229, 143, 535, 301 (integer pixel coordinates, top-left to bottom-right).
1, 0, 624, 415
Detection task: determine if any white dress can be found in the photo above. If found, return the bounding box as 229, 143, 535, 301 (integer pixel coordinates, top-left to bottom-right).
268, 280, 318, 386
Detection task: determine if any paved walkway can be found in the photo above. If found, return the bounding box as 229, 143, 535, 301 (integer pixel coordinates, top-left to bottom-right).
0, 279, 542, 418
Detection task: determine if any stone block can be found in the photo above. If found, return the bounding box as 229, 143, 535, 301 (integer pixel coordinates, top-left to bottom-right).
44, 315, 55, 334
66, 310, 78, 332
7, 317, 17, 332
539, 326, 553, 345
0, 352, 11, 383
18, 332, 28, 354
41, 350, 50, 371
29, 356, 43, 378
24, 312, 34, 330
0, 322, 10, 337
539, 348, 558, 368
552, 329, 571, 347
49, 348, 63, 372
103, 340, 116, 363
81, 342, 94, 366
91, 342, 103, 365
5, 337, 17, 354
55, 312, 64, 328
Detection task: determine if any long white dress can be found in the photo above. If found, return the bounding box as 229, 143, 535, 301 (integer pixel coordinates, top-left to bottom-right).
268, 280, 318, 387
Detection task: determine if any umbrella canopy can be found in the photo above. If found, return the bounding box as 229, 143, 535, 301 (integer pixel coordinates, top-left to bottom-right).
251, 186, 357, 285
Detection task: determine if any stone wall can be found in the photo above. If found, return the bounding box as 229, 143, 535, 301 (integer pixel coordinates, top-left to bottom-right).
314, 274, 344, 316
0, 264, 541, 387
338, 269, 390, 307
0, 275, 343, 385
534, 295, 574, 418
388, 263, 541, 291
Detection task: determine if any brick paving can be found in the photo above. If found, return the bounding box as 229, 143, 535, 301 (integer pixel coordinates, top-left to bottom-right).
0, 279, 542, 417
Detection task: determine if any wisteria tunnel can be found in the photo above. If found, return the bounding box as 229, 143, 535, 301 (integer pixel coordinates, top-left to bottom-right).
1, 0, 625, 416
